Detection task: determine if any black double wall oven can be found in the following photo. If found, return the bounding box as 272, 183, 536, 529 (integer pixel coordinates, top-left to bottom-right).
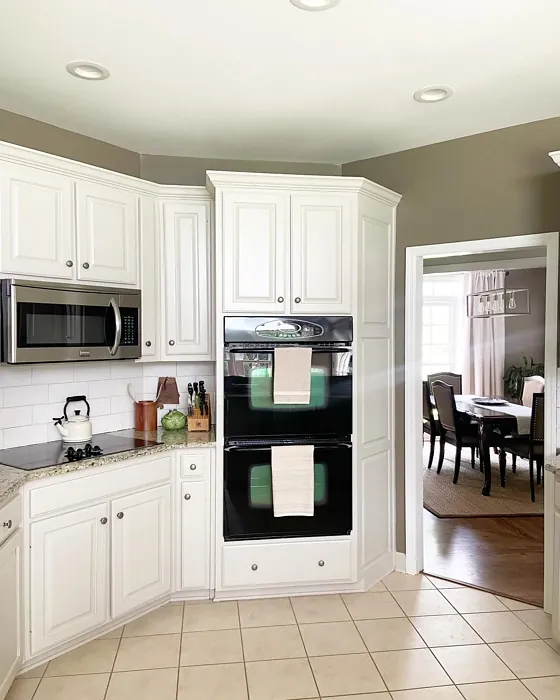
223, 316, 353, 541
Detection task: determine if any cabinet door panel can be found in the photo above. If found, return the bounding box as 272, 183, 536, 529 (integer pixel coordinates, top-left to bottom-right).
291, 194, 352, 314
0, 532, 21, 696
0, 163, 74, 278
222, 191, 289, 313
163, 201, 211, 358
181, 481, 209, 591
111, 484, 171, 618
76, 181, 138, 285
30, 504, 109, 654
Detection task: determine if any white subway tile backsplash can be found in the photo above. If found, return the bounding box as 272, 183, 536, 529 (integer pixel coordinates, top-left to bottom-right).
4, 384, 49, 407
0, 366, 32, 388
0, 359, 216, 449
31, 363, 74, 385
48, 382, 89, 405
110, 361, 143, 379
73, 362, 112, 382
4, 424, 48, 448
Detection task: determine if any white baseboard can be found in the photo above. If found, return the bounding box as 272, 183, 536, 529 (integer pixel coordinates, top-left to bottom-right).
394, 552, 407, 572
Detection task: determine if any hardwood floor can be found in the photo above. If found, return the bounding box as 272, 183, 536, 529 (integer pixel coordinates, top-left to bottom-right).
423, 509, 544, 606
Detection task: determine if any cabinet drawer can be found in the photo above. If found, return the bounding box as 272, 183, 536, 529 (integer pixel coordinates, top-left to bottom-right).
179, 452, 210, 480
0, 494, 22, 547
222, 539, 352, 589
29, 456, 171, 518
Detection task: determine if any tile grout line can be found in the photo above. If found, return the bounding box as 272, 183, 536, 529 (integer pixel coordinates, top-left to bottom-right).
237, 601, 252, 700
288, 595, 322, 699
101, 622, 124, 700
175, 602, 185, 700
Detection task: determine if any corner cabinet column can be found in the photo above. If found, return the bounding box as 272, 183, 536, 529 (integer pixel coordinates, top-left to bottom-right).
161, 199, 213, 360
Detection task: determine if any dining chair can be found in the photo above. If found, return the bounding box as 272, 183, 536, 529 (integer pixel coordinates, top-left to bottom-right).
427, 372, 463, 395
498, 392, 544, 502
423, 381, 441, 469
432, 381, 479, 484
521, 376, 545, 408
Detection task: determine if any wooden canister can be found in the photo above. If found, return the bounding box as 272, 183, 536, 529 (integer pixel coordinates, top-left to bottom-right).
134, 400, 158, 432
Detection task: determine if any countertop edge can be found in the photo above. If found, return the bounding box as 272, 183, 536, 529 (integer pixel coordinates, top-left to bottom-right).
0, 429, 216, 509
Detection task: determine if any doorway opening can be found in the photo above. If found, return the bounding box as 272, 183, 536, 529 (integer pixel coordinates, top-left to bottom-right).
405, 233, 558, 610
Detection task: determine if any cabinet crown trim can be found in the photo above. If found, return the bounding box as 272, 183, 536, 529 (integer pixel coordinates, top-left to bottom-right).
206, 170, 402, 206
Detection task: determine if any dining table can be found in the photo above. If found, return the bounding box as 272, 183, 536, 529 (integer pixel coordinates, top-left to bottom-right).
436, 395, 532, 496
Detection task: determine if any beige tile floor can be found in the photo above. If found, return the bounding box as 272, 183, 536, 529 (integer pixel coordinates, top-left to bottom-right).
7, 573, 560, 700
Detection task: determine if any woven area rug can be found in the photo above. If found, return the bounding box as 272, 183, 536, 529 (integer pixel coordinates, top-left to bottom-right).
423, 443, 544, 518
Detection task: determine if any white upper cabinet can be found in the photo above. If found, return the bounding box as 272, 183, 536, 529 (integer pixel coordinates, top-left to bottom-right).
222, 190, 290, 313
0, 163, 74, 279
111, 484, 171, 619
29, 503, 109, 655
162, 200, 212, 359
76, 181, 139, 286
139, 196, 158, 358
291, 193, 353, 314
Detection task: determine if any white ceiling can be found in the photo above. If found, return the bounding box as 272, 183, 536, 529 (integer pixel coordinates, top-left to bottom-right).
2, 0, 560, 164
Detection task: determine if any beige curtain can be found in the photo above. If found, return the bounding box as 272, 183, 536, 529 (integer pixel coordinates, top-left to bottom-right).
464, 270, 506, 396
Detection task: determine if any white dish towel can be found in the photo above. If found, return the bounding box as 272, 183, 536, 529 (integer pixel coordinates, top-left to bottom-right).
273, 347, 312, 404
271, 444, 315, 517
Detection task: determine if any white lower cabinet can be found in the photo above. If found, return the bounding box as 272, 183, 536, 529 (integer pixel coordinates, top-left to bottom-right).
29, 504, 109, 655
181, 480, 209, 591
0, 531, 22, 699
112, 485, 171, 618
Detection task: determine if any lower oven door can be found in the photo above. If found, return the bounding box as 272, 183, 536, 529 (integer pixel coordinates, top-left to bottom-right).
224, 347, 352, 440
223, 442, 352, 541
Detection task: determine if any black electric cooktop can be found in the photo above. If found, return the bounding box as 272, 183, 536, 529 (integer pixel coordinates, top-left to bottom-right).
0, 432, 160, 471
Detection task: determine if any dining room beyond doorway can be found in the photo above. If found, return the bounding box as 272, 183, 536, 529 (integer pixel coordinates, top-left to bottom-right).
420, 251, 547, 605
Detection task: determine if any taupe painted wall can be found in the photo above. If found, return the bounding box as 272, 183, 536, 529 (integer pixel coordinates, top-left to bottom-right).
0, 110, 141, 177
505, 268, 546, 372
140, 154, 341, 185
343, 116, 560, 552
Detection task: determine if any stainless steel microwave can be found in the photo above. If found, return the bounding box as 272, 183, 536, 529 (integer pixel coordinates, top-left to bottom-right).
1, 279, 141, 364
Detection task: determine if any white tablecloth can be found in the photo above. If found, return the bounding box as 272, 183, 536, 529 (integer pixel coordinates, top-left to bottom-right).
457, 395, 532, 434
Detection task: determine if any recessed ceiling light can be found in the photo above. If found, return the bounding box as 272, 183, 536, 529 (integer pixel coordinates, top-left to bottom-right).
413, 86, 453, 103
66, 61, 110, 81
290, 0, 341, 11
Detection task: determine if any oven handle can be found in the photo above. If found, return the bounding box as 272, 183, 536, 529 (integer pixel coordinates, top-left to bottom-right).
226, 347, 351, 353
224, 443, 352, 452
108, 297, 122, 356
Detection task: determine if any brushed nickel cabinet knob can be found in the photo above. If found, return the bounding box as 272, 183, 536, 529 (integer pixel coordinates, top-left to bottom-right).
251, 564, 258, 571
184, 494, 191, 500
66, 260, 73, 267
82, 262, 90, 269
117, 512, 124, 519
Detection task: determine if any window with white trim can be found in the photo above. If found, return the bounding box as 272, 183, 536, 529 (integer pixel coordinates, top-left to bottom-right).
422, 273, 466, 380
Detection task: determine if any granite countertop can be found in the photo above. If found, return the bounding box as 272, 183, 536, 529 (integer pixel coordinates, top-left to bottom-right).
0, 428, 216, 509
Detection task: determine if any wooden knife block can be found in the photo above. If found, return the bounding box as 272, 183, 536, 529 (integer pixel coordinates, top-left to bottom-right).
187, 395, 211, 432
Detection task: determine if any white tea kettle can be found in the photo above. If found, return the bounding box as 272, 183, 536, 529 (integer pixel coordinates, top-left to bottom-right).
53, 395, 93, 443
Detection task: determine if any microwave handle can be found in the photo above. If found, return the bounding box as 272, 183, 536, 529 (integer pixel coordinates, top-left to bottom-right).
227, 347, 351, 353
108, 298, 122, 356
224, 443, 352, 452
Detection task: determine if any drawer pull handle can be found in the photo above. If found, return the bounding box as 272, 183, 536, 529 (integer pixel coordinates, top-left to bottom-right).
251, 564, 258, 571
100, 517, 108, 525
3, 519, 12, 529
117, 512, 124, 519
190, 464, 197, 471
184, 494, 191, 500
318, 560, 325, 567
83, 262, 90, 269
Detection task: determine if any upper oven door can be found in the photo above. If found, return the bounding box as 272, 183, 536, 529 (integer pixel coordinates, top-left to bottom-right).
224, 347, 352, 440
2, 280, 141, 363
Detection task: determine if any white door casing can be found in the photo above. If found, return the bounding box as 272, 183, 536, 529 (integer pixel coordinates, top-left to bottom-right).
181, 481, 209, 591
75, 181, 139, 285
29, 503, 109, 655
291, 193, 353, 314
162, 200, 211, 358
0, 531, 21, 698
0, 163, 74, 279
222, 190, 290, 313
111, 484, 171, 618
